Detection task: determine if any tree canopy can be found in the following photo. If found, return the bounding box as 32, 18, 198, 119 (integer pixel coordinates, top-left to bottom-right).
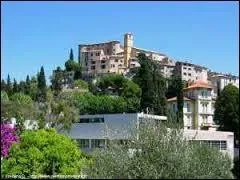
87, 123, 234, 179
133, 53, 167, 115
1, 129, 90, 177
214, 84, 239, 141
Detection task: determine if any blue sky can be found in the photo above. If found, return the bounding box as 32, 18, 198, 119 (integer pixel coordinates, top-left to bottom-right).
1, 1, 239, 84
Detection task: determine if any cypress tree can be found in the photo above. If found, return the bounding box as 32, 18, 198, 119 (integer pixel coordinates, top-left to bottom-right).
13, 78, 18, 94
69, 48, 74, 61
25, 75, 31, 95
51, 66, 64, 96
6, 74, 12, 96
133, 53, 167, 115
37, 66, 47, 102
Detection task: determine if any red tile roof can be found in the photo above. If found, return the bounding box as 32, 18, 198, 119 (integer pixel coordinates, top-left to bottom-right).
167, 97, 192, 102
184, 80, 212, 90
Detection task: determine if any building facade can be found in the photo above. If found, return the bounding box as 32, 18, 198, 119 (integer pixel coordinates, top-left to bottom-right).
78, 33, 169, 80
208, 72, 239, 98
61, 113, 167, 152
60, 113, 234, 160
174, 61, 208, 82
167, 80, 218, 130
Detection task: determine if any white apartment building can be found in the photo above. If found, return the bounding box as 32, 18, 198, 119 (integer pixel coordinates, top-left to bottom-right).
167, 80, 218, 130
174, 61, 208, 82
208, 72, 239, 98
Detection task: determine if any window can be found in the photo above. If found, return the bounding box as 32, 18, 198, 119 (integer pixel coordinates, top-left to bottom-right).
184, 72, 187, 75
101, 60, 106, 64
190, 140, 227, 151
76, 139, 89, 149
114, 59, 118, 62
101, 65, 106, 69
188, 73, 191, 76
91, 66, 95, 70
188, 68, 191, 70
91, 139, 105, 148
79, 118, 104, 123
107, 49, 110, 54
91, 61, 96, 64
96, 52, 100, 56
91, 53, 93, 56
183, 67, 187, 70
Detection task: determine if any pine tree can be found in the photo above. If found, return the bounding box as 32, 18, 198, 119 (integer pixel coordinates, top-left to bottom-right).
12, 78, 19, 94
69, 48, 74, 61
25, 75, 31, 95
37, 66, 47, 102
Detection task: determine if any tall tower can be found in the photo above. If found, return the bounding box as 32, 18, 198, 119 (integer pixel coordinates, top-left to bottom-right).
124, 33, 133, 68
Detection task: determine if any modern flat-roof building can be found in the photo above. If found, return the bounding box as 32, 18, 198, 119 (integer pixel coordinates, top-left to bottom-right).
59, 113, 234, 160
61, 113, 167, 152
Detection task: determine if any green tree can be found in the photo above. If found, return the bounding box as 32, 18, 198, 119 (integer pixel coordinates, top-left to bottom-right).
1, 129, 90, 177
214, 84, 239, 141
74, 79, 89, 90
166, 75, 184, 127
25, 75, 31, 95
133, 53, 166, 115
29, 76, 38, 101
37, 66, 47, 102
1, 79, 7, 91
87, 123, 233, 179
36, 90, 79, 132
18, 81, 26, 93
1, 93, 37, 134
51, 67, 64, 96
12, 79, 18, 94
1, 91, 9, 102
6, 74, 12, 96
69, 48, 74, 61
65, 58, 82, 80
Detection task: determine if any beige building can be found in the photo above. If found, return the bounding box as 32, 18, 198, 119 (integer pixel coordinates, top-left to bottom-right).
167, 80, 218, 130
174, 61, 208, 82
208, 72, 239, 98
78, 33, 169, 80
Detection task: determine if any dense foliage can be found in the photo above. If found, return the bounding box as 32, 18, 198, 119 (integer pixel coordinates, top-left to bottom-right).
1, 129, 90, 177
87, 123, 234, 179
74, 79, 89, 90
95, 75, 141, 112
1, 124, 19, 157
133, 53, 167, 115
1, 91, 9, 101
214, 84, 239, 141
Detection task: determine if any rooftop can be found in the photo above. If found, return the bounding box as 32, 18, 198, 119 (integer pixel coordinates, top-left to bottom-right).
79, 40, 120, 46
133, 47, 166, 56
183, 80, 212, 90
167, 97, 192, 102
